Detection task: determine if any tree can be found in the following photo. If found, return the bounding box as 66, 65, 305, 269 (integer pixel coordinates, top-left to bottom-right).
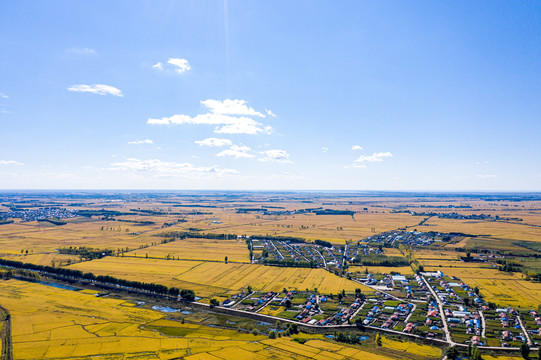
209, 298, 219, 308
375, 333, 382, 346
247, 285, 252, 293
269, 330, 276, 339
285, 299, 292, 309
180, 289, 196, 301
444, 346, 458, 360
168, 287, 180, 297
224, 256, 228, 264
471, 344, 482, 360
520, 343, 529, 360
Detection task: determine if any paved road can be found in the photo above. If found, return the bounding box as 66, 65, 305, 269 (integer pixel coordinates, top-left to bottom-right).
421, 275, 454, 345
480, 310, 487, 338
314, 249, 327, 268
517, 314, 532, 346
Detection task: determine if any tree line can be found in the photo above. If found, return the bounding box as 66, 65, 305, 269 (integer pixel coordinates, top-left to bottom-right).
0, 258, 195, 301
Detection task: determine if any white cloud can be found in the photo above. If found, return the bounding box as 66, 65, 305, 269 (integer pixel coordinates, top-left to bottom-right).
202, 99, 265, 117
152, 62, 163, 70
109, 158, 238, 178
148, 99, 273, 135
344, 163, 366, 169
217, 145, 254, 158
322, 147, 329, 152
476, 174, 497, 179
128, 139, 153, 145
355, 152, 393, 163
259, 150, 292, 163
214, 122, 272, 135
68, 84, 123, 97
167, 58, 190, 74
265, 109, 276, 117
475, 160, 491, 165
0, 160, 24, 166
0, 93, 8, 99
352, 145, 363, 151
67, 47, 96, 55
195, 138, 232, 147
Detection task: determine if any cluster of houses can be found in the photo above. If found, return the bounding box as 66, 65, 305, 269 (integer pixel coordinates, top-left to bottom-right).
296, 293, 321, 323
381, 303, 414, 330
445, 307, 482, 335
0, 207, 78, 222
287, 243, 326, 267
353, 244, 383, 258
527, 310, 541, 340
254, 239, 344, 268
234, 291, 276, 312
320, 297, 362, 325
429, 275, 483, 307
294, 293, 364, 326
495, 307, 528, 344
364, 231, 455, 247
403, 322, 415, 334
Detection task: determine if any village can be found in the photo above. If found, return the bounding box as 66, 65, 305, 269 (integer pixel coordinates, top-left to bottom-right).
213, 268, 539, 348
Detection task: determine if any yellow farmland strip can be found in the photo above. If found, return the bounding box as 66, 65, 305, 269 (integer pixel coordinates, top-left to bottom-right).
209, 346, 268, 360
260, 338, 321, 357
381, 337, 441, 358
69, 257, 372, 298
185, 352, 223, 360
128, 238, 250, 263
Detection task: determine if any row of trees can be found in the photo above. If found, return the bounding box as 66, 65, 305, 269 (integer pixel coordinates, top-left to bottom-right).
350, 254, 410, 267
333, 331, 365, 345
0, 258, 196, 301
314, 240, 333, 248
158, 231, 238, 240
58, 246, 113, 260
262, 258, 318, 268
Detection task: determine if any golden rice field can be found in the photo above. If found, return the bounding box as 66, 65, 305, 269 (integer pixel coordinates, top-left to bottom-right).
1, 252, 80, 266
382, 248, 404, 256
348, 266, 414, 275
0, 219, 164, 255
380, 337, 441, 358
183, 212, 420, 244
127, 238, 250, 263
418, 260, 491, 269
422, 217, 541, 242
179, 332, 408, 360
412, 249, 462, 260
69, 257, 373, 298
0, 279, 186, 359
445, 236, 533, 255
0, 279, 416, 360
424, 266, 541, 309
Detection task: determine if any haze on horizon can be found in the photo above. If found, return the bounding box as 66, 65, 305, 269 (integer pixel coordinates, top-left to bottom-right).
0, 1, 540, 191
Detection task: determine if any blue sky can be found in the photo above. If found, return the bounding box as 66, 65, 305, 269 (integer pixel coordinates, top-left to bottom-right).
0, 1, 540, 190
